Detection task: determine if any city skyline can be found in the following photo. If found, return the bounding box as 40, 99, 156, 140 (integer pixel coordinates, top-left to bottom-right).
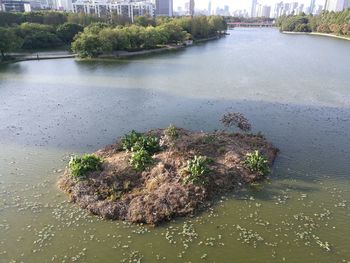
173, 0, 326, 11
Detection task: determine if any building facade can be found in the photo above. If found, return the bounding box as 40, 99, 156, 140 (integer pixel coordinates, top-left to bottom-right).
0, 0, 31, 11
251, 0, 257, 17
155, 0, 172, 16
325, 0, 349, 11
72, 0, 154, 22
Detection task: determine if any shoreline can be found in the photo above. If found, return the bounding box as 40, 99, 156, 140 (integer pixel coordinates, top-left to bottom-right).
282, 31, 350, 41
1, 36, 224, 65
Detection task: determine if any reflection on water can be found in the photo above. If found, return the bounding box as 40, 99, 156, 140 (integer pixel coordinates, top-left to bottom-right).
0, 28, 350, 262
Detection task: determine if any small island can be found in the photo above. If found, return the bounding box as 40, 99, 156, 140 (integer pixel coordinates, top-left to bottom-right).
58, 113, 278, 225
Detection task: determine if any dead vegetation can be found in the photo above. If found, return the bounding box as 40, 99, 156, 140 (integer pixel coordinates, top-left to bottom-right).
58, 126, 278, 225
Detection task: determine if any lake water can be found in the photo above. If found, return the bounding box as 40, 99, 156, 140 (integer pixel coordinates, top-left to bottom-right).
1, 28, 350, 263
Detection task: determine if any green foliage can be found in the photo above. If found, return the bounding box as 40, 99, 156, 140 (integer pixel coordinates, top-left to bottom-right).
184, 156, 211, 185
277, 9, 350, 36
0, 27, 23, 59
0, 11, 67, 26
129, 148, 154, 171
72, 16, 227, 58
121, 130, 160, 154
71, 32, 103, 58
243, 150, 270, 176
134, 15, 155, 27
121, 130, 143, 151
68, 154, 103, 180
279, 15, 310, 32
56, 22, 84, 43
16, 23, 63, 50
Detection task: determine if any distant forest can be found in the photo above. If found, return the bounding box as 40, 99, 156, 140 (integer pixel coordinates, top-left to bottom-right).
276, 9, 350, 36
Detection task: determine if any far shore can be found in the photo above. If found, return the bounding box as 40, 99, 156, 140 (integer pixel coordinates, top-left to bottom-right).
282, 31, 350, 41
1, 35, 223, 65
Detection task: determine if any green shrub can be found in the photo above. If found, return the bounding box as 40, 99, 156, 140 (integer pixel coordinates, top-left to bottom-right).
121, 130, 143, 151
68, 154, 103, 180
243, 150, 270, 176
122, 130, 160, 154
184, 156, 211, 185
129, 148, 154, 171
132, 135, 161, 154
164, 124, 179, 140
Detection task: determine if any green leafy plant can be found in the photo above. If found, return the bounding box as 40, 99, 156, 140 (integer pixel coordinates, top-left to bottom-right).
129, 148, 154, 171
183, 156, 211, 185
68, 154, 103, 180
122, 130, 160, 154
164, 124, 179, 140
121, 130, 143, 151
132, 135, 161, 154
243, 150, 270, 176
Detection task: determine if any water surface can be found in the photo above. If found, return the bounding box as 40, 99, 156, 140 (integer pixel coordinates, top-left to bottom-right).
1, 28, 350, 262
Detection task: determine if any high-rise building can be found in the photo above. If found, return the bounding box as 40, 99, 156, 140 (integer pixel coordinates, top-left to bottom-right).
251, 0, 257, 17
308, 0, 316, 13
185, 0, 194, 16
345, 0, 350, 8
155, 0, 173, 16
256, 4, 271, 17
208, 0, 211, 15
325, 0, 349, 11
0, 0, 31, 11
73, 0, 154, 21
273, 1, 284, 18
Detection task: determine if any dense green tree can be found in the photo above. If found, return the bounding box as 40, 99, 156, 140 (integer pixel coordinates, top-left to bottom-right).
56, 22, 84, 43
0, 27, 23, 59
71, 33, 103, 58
134, 15, 155, 27
0, 12, 22, 26
16, 23, 62, 50
67, 13, 106, 26
111, 13, 131, 26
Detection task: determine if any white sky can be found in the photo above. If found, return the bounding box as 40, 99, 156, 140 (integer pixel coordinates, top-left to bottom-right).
174, 0, 325, 11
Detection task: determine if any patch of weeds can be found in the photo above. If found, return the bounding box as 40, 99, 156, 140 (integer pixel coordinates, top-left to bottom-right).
68, 154, 103, 180
243, 150, 270, 176
183, 156, 212, 185
132, 135, 161, 154
164, 124, 179, 140
121, 130, 143, 151
129, 148, 154, 171
122, 130, 161, 154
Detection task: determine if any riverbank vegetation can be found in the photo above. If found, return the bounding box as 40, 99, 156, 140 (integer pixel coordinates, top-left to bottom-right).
0, 11, 226, 61
277, 9, 350, 37
58, 114, 278, 225
71, 16, 227, 58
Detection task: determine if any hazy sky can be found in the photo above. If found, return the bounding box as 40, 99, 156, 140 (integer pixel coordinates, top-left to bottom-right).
173, 0, 325, 11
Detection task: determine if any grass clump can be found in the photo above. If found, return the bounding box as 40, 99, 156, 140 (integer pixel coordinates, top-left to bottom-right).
129, 148, 154, 172
69, 154, 103, 180
183, 156, 211, 185
164, 124, 179, 140
243, 150, 270, 176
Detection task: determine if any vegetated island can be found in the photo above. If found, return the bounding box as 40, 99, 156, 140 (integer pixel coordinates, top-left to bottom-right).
58, 113, 278, 225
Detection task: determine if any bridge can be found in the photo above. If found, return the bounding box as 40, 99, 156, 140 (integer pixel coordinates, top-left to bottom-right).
227, 22, 274, 29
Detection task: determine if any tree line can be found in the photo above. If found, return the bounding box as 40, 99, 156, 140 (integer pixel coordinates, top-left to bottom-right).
72, 16, 227, 58
276, 9, 350, 36
0, 11, 227, 60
